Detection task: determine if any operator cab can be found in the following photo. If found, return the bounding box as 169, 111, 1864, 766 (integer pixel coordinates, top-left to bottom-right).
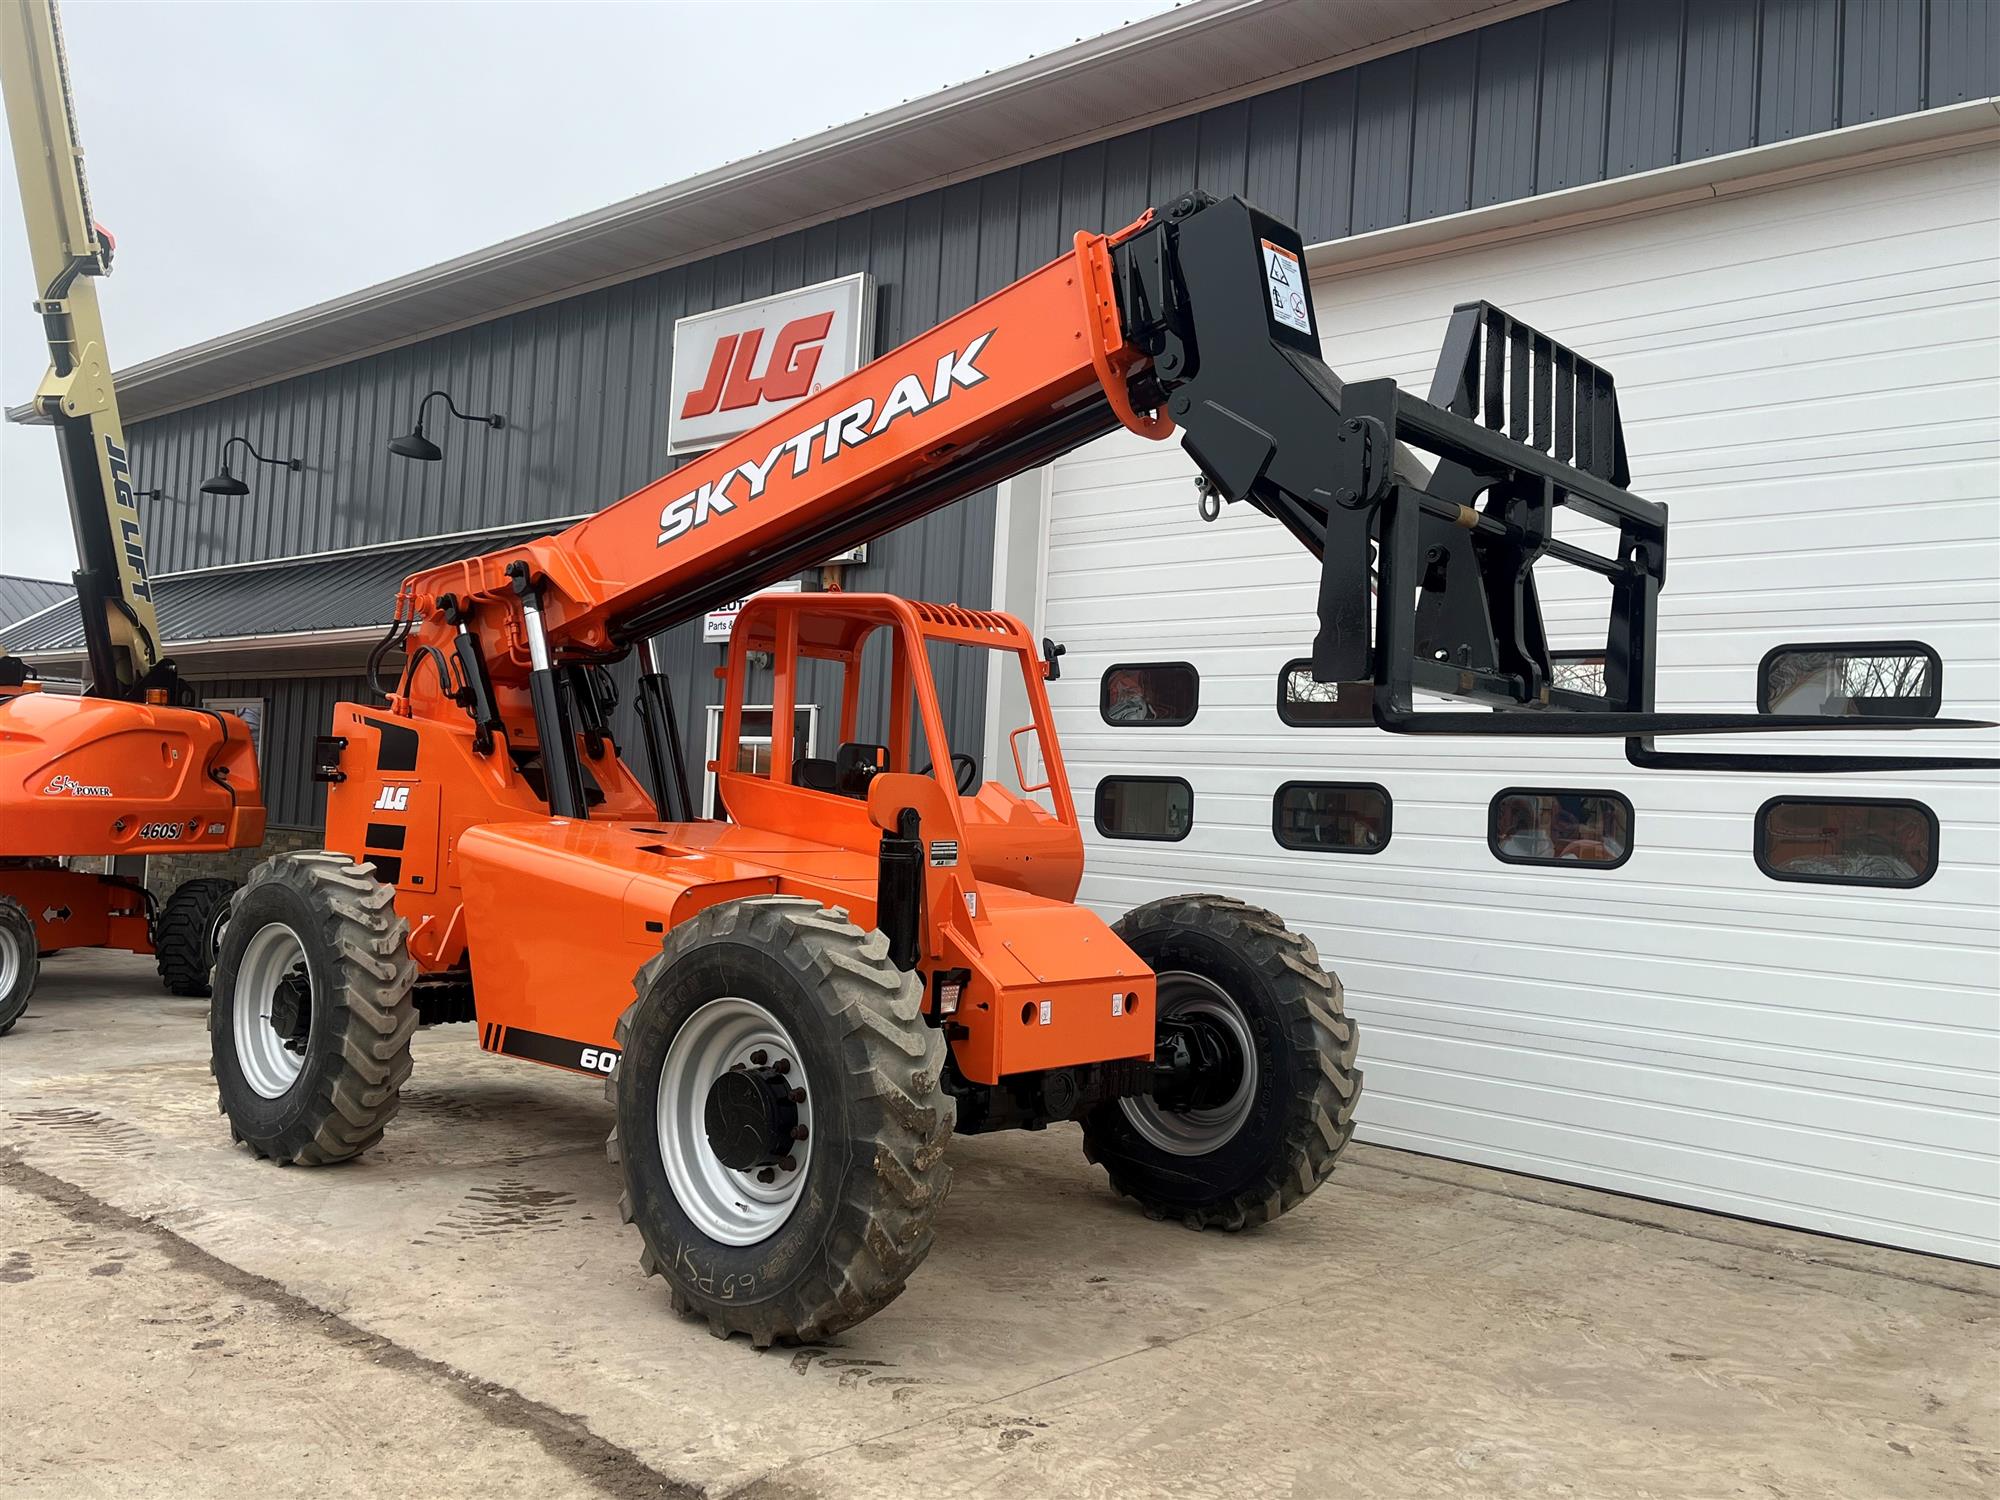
716, 593, 1085, 904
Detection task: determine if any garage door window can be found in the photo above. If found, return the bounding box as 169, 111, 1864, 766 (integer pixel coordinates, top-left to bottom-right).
1758, 641, 1941, 718
1489, 788, 1632, 868
1276, 658, 1368, 725
1101, 663, 1198, 726
1094, 776, 1193, 841
1273, 781, 1391, 854
1756, 797, 1937, 888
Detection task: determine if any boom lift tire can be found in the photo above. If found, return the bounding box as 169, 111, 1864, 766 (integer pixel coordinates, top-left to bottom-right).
606, 896, 954, 1347
0, 895, 36, 1037
1082, 894, 1360, 1230
209, 853, 417, 1165
154, 876, 238, 998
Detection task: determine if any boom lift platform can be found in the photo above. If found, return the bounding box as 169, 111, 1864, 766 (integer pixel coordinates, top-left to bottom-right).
1, 0, 264, 1031
205, 187, 1983, 1345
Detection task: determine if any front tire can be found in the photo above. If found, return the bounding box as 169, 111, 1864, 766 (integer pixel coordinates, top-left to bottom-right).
155, 876, 237, 997
1083, 894, 1360, 1229
607, 897, 953, 1346
0, 895, 37, 1037
210, 853, 416, 1164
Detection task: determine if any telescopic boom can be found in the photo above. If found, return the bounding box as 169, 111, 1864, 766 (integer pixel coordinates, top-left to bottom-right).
1, 0, 162, 697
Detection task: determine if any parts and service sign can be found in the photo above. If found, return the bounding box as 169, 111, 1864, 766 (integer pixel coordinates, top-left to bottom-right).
668, 273, 874, 454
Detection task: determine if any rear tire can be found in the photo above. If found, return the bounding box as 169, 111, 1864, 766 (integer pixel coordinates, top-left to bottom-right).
155, 877, 237, 997
210, 853, 416, 1164
607, 896, 953, 1346
0, 895, 37, 1038
1083, 894, 1360, 1229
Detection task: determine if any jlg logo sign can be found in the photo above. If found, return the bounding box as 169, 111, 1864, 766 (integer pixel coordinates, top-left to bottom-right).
373, 786, 412, 811
680, 313, 831, 420
657, 332, 992, 547
667, 273, 872, 455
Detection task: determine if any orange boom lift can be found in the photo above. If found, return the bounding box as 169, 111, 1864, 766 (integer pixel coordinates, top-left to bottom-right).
1, 0, 264, 1032
207, 181, 1983, 1341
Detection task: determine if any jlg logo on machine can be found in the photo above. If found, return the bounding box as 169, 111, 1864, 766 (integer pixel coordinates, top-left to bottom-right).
666, 273, 872, 455
373, 786, 412, 811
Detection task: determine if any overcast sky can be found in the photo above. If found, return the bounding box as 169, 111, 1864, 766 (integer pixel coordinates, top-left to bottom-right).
1, 0, 1175, 581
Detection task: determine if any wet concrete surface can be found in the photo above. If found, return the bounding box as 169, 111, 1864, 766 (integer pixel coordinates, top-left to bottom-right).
2, 950, 1994, 1498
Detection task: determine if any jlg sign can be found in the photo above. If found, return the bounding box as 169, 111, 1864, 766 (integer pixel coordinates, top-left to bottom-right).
667, 273, 873, 454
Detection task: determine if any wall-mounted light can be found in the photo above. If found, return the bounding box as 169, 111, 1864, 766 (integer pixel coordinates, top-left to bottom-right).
200, 436, 301, 497
389, 389, 505, 462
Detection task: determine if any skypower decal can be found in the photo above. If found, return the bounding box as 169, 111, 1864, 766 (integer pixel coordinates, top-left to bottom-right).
657, 331, 994, 547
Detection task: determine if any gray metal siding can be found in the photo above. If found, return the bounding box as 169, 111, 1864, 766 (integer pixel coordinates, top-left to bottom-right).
192, 673, 371, 830
110, 0, 1998, 835
1930, 0, 2000, 105
130, 1, 1994, 578
0, 575, 69, 633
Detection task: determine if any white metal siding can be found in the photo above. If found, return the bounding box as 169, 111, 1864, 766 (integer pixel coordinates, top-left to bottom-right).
1040, 146, 2000, 1261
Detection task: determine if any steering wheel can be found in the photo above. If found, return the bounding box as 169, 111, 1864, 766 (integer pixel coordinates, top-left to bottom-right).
920, 753, 980, 794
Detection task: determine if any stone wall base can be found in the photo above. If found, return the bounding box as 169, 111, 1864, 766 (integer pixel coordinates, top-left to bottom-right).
141, 827, 323, 899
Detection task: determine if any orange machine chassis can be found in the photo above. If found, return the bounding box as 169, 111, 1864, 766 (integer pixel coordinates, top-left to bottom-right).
323, 592, 1154, 1088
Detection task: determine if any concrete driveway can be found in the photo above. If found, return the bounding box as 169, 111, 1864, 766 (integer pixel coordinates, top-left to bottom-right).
2, 950, 1994, 1499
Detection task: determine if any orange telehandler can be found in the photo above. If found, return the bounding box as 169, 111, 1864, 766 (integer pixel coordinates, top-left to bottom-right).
204, 173, 1986, 1342
1, 0, 264, 1032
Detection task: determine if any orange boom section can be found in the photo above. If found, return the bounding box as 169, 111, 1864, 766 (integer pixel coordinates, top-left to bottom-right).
388, 218, 1154, 676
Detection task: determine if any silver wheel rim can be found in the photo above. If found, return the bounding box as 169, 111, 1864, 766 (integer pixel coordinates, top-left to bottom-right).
0, 919, 22, 997
232, 921, 310, 1099
1121, 970, 1258, 1156
658, 996, 814, 1247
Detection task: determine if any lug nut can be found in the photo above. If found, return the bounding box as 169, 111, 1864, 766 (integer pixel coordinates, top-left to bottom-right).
773, 1058, 791, 1075
779, 1155, 798, 1172
750, 1049, 768, 1066
756, 1167, 776, 1184
790, 1087, 807, 1104
793, 1124, 809, 1141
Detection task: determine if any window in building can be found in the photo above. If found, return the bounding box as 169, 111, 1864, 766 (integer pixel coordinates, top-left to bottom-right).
1489, 788, 1633, 868
1755, 797, 1938, 888
1276, 658, 1369, 725
1100, 663, 1199, 726
1094, 776, 1193, 841
704, 703, 818, 819
1758, 642, 1941, 718
205, 697, 265, 766
1272, 781, 1391, 854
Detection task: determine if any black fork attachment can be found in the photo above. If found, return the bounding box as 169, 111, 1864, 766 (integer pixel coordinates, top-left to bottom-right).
1113, 192, 1989, 773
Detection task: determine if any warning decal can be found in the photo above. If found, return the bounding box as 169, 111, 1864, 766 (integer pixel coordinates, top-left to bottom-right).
1260, 238, 1313, 337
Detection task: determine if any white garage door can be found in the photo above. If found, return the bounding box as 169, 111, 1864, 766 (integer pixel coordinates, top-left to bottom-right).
1039, 145, 2000, 1262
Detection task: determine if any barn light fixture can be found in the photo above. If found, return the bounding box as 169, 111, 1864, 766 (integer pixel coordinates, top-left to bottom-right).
200, 436, 301, 497
390, 390, 505, 463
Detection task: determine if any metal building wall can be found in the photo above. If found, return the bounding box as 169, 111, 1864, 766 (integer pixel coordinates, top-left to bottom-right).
129, 0, 1998, 830
129, 0, 1998, 576
192, 673, 373, 829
